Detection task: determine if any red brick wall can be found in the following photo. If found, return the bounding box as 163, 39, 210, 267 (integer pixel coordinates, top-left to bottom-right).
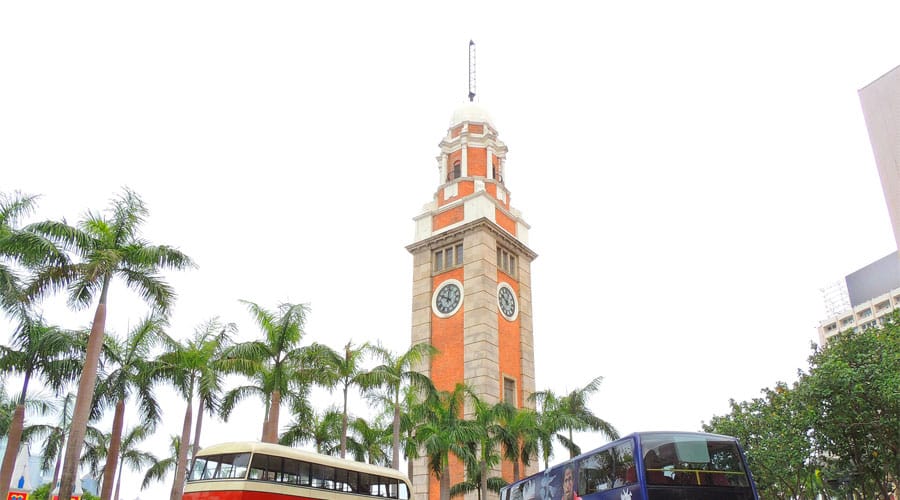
433, 205, 464, 230
495, 209, 517, 236
467, 147, 487, 177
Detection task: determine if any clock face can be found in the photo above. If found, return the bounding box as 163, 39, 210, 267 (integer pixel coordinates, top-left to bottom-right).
432, 280, 463, 317
498, 283, 518, 321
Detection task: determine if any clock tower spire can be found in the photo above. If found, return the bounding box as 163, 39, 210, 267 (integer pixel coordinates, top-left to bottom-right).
407, 66, 538, 500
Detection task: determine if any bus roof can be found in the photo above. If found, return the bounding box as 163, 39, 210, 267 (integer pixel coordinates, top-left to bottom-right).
195, 441, 410, 482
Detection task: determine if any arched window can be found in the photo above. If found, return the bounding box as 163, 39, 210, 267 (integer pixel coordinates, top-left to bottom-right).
448, 160, 461, 181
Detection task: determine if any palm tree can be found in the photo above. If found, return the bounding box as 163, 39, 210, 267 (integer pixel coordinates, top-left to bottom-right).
0, 191, 68, 318
156, 318, 236, 500
367, 341, 437, 469
0, 191, 74, 500
416, 383, 481, 500
280, 406, 343, 456
468, 398, 503, 500
111, 424, 161, 500
24, 188, 195, 500
321, 340, 379, 459
347, 416, 391, 466
141, 435, 180, 491
494, 403, 539, 482
94, 314, 166, 500
23, 392, 76, 489
531, 376, 619, 463
78, 424, 116, 483
0, 191, 37, 317
222, 300, 331, 443
449, 461, 507, 500
0, 316, 81, 500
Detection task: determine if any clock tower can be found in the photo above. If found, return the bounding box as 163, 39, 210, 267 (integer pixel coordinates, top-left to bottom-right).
407, 101, 537, 500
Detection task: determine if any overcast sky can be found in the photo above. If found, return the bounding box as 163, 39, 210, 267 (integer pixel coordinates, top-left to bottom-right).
3, 2, 900, 499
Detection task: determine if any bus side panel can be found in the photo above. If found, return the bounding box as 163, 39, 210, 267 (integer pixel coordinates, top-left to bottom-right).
184, 490, 326, 500
581, 486, 644, 500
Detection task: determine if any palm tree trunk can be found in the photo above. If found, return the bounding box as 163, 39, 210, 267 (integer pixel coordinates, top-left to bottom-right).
407, 457, 413, 486
513, 460, 520, 482
0, 404, 25, 500
392, 395, 401, 469
440, 464, 451, 500
52, 394, 72, 489
264, 390, 281, 443
114, 448, 125, 500
341, 385, 349, 458
169, 398, 193, 500
190, 398, 205, 472
58, 289, 109, 500
100, 399, 126, 500
480, 459, 487, 500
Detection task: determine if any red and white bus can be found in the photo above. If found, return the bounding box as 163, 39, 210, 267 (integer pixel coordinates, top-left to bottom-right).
183, 441, 411, 500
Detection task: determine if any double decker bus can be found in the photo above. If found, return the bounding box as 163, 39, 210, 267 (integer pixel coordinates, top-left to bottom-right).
183, 441, 411, 500
499, 431, 758, 500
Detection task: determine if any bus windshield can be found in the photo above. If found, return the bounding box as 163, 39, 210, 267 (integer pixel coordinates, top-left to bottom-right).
640, 433, 750, 488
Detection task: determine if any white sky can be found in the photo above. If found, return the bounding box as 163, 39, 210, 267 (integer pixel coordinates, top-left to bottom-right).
2, 2, 900, 499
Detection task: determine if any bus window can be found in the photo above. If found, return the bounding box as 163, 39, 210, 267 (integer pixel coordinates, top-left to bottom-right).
347, 470, 359, 493
334, 468, 349, 491
282, 458, 301, 485
311, 463, 326, 488
267, 456, 283, 482
299, 460, 311, 486
397, 479, 409, 500
231, 453, 250, 479
189, 457, 209, 481
578, 449, 613, 493
612, 441, 636, 487
358, 472, 373, 496
249, 454, 268, 480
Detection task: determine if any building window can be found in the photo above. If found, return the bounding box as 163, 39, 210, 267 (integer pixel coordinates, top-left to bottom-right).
448, 160, 461, 181
497, 246, 516, 277
503, 377, 516, 405
434, 243, 464, 273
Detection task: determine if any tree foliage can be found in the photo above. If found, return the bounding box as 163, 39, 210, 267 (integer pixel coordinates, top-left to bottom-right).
705, 314, 900, 499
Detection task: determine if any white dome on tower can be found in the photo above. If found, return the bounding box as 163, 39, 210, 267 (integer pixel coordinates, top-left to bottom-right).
450, 102, 494, 126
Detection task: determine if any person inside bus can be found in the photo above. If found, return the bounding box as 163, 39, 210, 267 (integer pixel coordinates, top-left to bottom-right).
643, 450, 669, 485
561, 466, 581, 500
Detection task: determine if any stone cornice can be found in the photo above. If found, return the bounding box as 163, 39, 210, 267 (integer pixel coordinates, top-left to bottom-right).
406, 217, 538, 261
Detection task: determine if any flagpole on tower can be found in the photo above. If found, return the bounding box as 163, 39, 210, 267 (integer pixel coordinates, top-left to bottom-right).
468, 40, 476, 102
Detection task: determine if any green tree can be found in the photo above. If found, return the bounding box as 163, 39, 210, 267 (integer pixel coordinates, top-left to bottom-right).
24, 188, 195, 500
94, 314, 166, 500
416, 383, 481, 500
223, 300, 330, 443
21, 392, 75, 490
347, 416, 392, 466
321, 340, 379, 459
494, 403, 539, 482
141, 435, 180, 490
156, 318, 236, 500
466, 398, 503, 500
449, 461, 507, 500
531, 376, 618, 463
110, 424, 162, 500
280, 406, 343, 455
0, 316, 81, 500
800, 317, 900, 499
367, 341, 437, 469
703, 383, 820, 499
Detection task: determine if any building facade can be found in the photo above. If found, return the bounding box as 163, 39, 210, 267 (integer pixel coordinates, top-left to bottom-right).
859, 65, 900, 250
407, 102, 537, 500
818, 66, 900, 343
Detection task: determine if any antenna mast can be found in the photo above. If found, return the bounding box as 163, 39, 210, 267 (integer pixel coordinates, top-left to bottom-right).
468, 40, 476, 102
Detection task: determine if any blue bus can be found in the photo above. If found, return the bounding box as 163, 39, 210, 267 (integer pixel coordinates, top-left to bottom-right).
499, 431, 758, 500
